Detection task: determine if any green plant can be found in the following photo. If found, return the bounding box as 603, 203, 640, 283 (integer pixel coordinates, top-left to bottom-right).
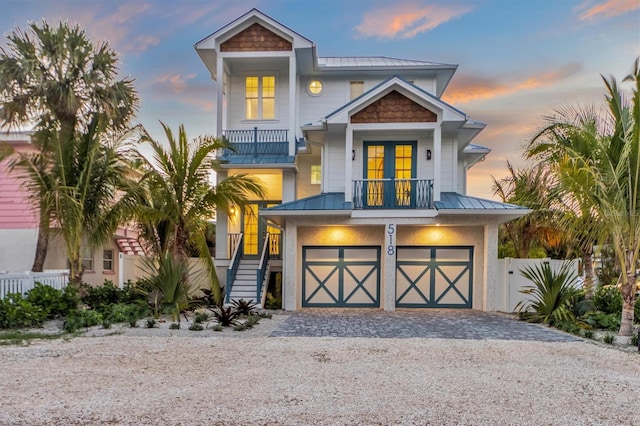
169, 322, 180, 330
26, 283, 78, 318
630, 332, 638, 347
188, 323, 203, 331
81, 281, 122, 313
583, 330, 594, 339
258, 312, 272, 319
581, 311, 621, 331
0, 330, 66, 346
146, 318, 156, 328
516, 261, 579, 326
234, 323, 247, 331
194, 311, 209, 324
593, 285, 623, 315
129, 319, 138, 328
213, 325, 223, 332
63, 309, 103, 332
107, 302, 148, 324
102, 320, 111, 329
139, 254, 193, 321
212, 305, 238, 326
0, 293, 46, 328
231, 299, 258, 316
603, 333, 615, 344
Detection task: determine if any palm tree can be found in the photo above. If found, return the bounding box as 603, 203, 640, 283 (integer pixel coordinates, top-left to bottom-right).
527, 59, 640, 335
51, 117, 140, 285
136, 123, 264, 304
0, 20, 138, 271
492, 162, 561, 258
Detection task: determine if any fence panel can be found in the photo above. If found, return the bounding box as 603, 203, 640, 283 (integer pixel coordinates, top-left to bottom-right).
0, 270, 69, 299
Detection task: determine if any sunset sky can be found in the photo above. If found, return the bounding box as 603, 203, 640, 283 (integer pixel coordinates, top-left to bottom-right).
1, 0, 639, 199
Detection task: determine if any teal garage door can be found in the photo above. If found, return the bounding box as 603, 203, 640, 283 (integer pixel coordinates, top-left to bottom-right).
302, 246, 380, 307
396, 246, 473, 308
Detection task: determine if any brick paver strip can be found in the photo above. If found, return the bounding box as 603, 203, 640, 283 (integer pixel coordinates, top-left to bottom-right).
270, 309, 581, 341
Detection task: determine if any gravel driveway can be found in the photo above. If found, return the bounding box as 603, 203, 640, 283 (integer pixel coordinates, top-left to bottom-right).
1, 315, 639, 425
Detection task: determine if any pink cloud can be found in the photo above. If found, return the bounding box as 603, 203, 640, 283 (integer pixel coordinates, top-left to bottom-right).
443, 63, 582, 104
151, 73, 197, 94
577, 0, 640, 21
355, 2, 471, 38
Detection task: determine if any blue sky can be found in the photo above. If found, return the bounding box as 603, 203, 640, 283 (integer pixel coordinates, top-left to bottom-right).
1, 0, 639, 198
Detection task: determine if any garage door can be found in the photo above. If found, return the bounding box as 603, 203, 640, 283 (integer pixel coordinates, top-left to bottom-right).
302, 246, 380, 307
396, 246, 473, 308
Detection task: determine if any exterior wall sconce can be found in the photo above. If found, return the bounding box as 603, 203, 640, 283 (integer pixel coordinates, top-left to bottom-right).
229, 205, 237, 217
426, 149, 432, 160
352, 150, 356, 161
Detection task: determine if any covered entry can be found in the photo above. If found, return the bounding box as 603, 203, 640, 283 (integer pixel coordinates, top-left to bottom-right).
302, 246, 380, 307
396, 246, 473, 308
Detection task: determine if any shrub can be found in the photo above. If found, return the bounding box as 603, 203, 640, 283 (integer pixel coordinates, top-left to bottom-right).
630, 332, 638, 347
81, 281, 122, 312
212, 305, 238, 326
516, 261, 579, 326
102, 320, 111, 329
194, 311, 209, 324
107, 303, 148, 324
146, 318, 156, 328
63, 309, 103, 332
582, 311, 621, 331
583, 330, 594, 339
212, 325, 223, 332
593, 285, 622, 315
188, 323, 203, 331
0, 293, 46, 328
139, 254, 193, 321
26, 283, 78, 318
169, 322, 180, 330
603, 333, 615, 344
231, 299, 257, 316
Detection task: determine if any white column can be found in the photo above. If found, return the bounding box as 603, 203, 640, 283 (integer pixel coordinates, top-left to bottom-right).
215, 171, 229, 260
282, 169, 296, 203
118, 253, 124, 288
451, 136, 458, 193
288, 54, 297, 156
383, 223, 396, 311
283, 222, 297, 310
215, 58, 224, 136
433, 126, 441, 202
483, 222, 499, 311
344, 124, 353, 203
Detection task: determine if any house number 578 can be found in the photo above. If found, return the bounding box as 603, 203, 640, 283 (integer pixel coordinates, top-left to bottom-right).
387, 224, 395, 256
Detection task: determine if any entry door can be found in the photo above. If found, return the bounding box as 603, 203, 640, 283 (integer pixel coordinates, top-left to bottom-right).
242, 202, 280, 257
364, 142, 416, 208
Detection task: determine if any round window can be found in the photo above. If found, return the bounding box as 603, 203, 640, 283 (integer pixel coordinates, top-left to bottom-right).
308, 79, 323, 95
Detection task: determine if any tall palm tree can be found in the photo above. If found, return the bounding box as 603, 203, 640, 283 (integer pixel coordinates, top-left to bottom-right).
492, 162, 561, 258
0, 20, 138, 271
527, 59, 639, 335
51, 117, 140, 285
136, 123, 264, 304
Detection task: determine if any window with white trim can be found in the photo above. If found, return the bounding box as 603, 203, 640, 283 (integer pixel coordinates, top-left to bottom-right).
245, 76, 276, 120
350, 81, 364, 100
103, 249, 114, 272
81, 246, 93, 271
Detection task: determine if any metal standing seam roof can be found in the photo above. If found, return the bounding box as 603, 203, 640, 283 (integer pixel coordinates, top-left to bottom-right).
262, 192, 352, 211
261, 192, 525, 212
435, 193, 527, 210
218, 155, 296, 165
316, 57, 454, 68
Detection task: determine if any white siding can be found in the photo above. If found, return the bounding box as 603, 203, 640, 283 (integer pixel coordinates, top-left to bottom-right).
325, 136, 345, 192
457, 159, 467, 194
439, 137, 454, 192
227, 72, 290, 130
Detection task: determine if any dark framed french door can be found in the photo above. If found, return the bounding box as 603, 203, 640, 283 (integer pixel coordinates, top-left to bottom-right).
363, 141, 417, 208
242, 201, 281, 258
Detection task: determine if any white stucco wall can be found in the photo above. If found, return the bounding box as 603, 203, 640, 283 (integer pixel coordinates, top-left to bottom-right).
0, 229, 39, 272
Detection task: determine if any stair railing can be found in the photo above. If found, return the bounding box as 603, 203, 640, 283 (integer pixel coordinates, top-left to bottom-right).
226, 233, 243, 304
256, 233, 271, 302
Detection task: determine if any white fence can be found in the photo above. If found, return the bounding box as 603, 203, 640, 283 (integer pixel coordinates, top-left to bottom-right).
496, 258, 581, 312
0, 270, 69, 299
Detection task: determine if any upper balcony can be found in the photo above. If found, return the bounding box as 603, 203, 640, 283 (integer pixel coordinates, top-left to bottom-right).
352, 178, 434, 209
219, 128, 289, 160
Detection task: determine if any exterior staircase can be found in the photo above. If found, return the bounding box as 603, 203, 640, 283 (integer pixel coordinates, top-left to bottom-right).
227, 258, 267, 306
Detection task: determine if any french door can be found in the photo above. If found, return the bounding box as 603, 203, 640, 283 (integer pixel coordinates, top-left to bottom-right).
242, 201, 281, 258
363, 141, 416, 208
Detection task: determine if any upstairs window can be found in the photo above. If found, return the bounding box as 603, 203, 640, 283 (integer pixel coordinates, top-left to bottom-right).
246, 76, 276, 120
311, 165, 322, 184
350, 81, 364, 100
103, 249, 114, 272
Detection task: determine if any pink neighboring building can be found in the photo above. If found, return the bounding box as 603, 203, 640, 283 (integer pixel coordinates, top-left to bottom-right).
0, 132, 144, 285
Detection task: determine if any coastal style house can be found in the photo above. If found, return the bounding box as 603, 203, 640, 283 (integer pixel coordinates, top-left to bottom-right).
0, 131, 144, 286
195, 9, 529, 310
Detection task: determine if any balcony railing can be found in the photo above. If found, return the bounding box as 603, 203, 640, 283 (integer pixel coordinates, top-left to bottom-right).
220, 128, 289, 157
352, 179, 434, 209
